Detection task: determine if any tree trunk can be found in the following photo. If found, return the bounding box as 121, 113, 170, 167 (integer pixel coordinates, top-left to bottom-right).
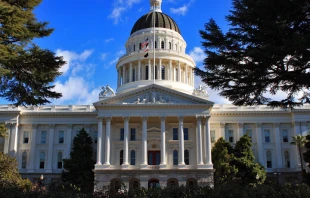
298, 145, 304, 171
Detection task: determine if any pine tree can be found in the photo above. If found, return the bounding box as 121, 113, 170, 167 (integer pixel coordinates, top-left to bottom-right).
62, 128, 95, 193
0, 0, 65, 106
195, 0, 310, 109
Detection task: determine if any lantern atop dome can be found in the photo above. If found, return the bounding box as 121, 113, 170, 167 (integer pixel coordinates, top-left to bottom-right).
150, 0, 162, 12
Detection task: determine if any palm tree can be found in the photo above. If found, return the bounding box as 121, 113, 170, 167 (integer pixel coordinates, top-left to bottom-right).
291, 135, 307, 171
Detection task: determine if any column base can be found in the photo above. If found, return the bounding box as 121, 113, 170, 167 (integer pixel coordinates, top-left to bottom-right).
197, 164, 213, 169
101, 164, 111, 169
178, 164, 186, 169
95, 162, 102, 165
121, 164, 130, 169
159, 164, 167, 169
140, 164, 148, 169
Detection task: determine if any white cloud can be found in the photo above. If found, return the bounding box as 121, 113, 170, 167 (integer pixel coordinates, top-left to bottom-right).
101, 53, 108, 61
189, 47, 205, 63
170, 0, 195, 16
55, 49, 94, 75
108, 0, 142, 24
52, 77, 101, 105
104, 38, 115, 43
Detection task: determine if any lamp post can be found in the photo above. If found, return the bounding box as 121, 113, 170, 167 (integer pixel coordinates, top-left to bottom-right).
39, 174, 44, 190
274, 172, 281, 185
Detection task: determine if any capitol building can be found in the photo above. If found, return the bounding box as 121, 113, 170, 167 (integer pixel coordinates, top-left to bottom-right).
0, 0, 310, 190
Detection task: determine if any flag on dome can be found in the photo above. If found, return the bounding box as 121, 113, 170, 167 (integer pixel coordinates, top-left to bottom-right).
142, 38, 149, 58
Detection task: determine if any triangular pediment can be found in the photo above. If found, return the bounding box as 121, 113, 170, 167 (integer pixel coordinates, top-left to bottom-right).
93, 84, 214, 107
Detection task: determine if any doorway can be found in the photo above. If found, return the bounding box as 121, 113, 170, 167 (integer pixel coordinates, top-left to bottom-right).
148, 151, 160, 165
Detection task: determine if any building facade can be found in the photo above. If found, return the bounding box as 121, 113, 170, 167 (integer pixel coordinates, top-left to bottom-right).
0, 0, 310, 190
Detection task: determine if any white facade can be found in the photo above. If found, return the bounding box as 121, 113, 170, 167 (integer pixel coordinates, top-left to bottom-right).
0, 0, 310, 189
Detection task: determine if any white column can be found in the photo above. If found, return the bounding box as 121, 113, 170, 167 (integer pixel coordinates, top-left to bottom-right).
169, 60, 172, 81
160, 117, 166, 167
196, 116, 203, 165
47, 124, 54, 171
66, 124, 72, 158
122, 117, 130, 167
274, 123, 283, 168
141, 117, 148, 167
178, 62, 181, 82
301, 122, 307, 135
129, 63, 133, 82
256, 123, 264, 165
237, 123, 244, 141
292, 121, 301, 169
122, 65, 126, 84
205, 116, 212, 165
159, 59, 162, 80
9, 121, 18, 157
220, 123, 225, 139
185, 64, 188, 84
3, 123, 11, 154
96, 117, 103, 165
117, 69, 120, 87
192, 69, 194, 86
148, 59, 151, 80
178, 116, 185, 166
28, 124, 37, 171
104, 117, 111, 165
138, 61, 141, 80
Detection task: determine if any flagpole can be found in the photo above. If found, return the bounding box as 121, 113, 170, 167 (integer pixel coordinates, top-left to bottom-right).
153, 3, 156, 84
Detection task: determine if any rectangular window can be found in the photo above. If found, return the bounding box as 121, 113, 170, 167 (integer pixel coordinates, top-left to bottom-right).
161, 66, 165, 80
228, 130, 234, 143
282, 129, 288, 142
211, 130, 215, 143
59, 131, 64, 144
39, 152, 45, 169
94, 131, 98, 144
130, 128, 136, 141
264, 129, 270, 143
120, 128, 124, 141
173, 128, 178, 140
245, 129, 252, 141
41, 131, 47, 144
145, 66, 149, 80
184, 128, 189, 140
23, 131, 29, 144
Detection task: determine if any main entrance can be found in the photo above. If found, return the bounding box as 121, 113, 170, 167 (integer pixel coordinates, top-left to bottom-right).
148, 151, 160, 165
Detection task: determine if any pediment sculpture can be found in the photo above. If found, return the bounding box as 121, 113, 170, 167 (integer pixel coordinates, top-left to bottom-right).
99, 85, 116, 97
193, 84, 209, 98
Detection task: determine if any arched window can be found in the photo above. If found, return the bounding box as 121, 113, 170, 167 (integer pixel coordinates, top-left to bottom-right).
173, 150, 178, 165
161, 41, 165, 49
161, 66, 165, 80
139, 43, 142, 50
284, 151, 290, 168
186, 179, 197, 189
266, 151, 272, 168
130, 150, 136, 165
145, 66, 149, 80
184, 150, 189, 165
169, 42, 172, 50
120, 150, 124, 165
155, 41, 157, 49
129, 179, 140, 191
167, 178, 179, 188
57, 152, 63, 169
110, 179, 122, 193
148, 179, 160, 189
39, 152, 45, 169
22, 151, 27, 169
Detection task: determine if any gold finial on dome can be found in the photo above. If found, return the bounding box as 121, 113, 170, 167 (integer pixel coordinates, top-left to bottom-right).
150, 0, 162, 12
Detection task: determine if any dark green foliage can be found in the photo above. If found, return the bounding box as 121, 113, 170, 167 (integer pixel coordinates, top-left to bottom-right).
195, 0, 310, 109
0, 0, 65, 106
0, 123, 7, 137
212, 134, 266, 185
303, 134, 310, 169
291, 135, 307, 171
0, 152, 32, 190
62, 128, 95, 193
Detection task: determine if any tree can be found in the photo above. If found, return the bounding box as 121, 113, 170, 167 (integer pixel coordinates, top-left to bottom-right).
304, 134, 310, 168
195, 0, 310, 108
62, 128, 95, 193
0, 0, 65, 106
0, 152, 32, 190
211, 137, 237, 184
291, 134, 307, 171
0, 123, 7, 137
231, 133, 266, 185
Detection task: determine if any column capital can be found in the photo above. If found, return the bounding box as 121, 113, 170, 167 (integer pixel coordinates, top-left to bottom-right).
160, 116, 166, 122
67, 124, 73, 128
97, 116, 104, 121
178, 116, 184, 122
273, 122, 280, 127
142, 116, 148, 122
237, 123, 243, 128
255, 123, 262, 127
220, 123, 225, 128
293, 121, 300, 125
5, 122, 12, 128
123, 116, 130, 122
49, 124, 55, 129
105, 117, 112, 122
196, 116, 203, 122
32, 124, 38, 128
301, 121, 307, 126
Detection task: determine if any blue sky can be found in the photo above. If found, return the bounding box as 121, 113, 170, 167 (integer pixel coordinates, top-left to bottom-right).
1, 0, 234, 105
